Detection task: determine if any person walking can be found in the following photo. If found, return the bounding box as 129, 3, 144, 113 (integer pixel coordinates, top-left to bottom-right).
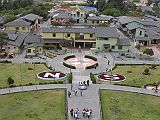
70, 109, 74, 117
87, 80, 89, 87
68, 91, 71, 98
83, 81, 86, 86
108, 60, 110, 65
82, 108, 86, 117
74, 90, 78, 96
80, 90, 83, 96
86, 109, 91, 119
89, 109, 92, 116
71, 84, 73, 91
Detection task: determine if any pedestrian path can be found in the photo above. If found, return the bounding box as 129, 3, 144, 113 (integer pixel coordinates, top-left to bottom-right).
67, 84, 101, 120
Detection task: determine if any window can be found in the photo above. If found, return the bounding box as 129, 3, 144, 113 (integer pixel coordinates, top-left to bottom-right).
118, 45, 122, 50
15, 27, 19, 31
139, 31, 142, 35
111, 45, 115, 49
67, 34, 70, 37
22, 27, 26, 30
14, 47, 16, 49
92, 20, 94, 24
81, 14, 83, 17
45, 43, 49, 45
104, 38, 108, 40
90, 34, 93, 38
97, 20, 99, 24
27, 49, 31, 53
53, 33, 56, 37
8, 47, 10, 49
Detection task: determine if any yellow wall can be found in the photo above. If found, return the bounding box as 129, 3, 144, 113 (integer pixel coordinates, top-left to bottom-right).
5, 26, 30, 33
37, 47, 43, 54
42, 32, 96, 40
42, 32, 64, 39
26, 47, 36, 56
84, 33, 96, 40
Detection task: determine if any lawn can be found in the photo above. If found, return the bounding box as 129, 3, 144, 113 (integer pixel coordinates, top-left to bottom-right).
100, 90, 160, 120
98, 65, 160, 87
0, 63, 65, 88
0, 89, 66, 120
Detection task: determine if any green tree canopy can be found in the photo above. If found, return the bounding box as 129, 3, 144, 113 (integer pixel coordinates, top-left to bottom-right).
102, 8, 121, 17
0, 32, 8, 53
143, 48, 154, 56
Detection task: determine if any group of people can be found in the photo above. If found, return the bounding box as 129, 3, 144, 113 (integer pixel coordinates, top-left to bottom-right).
68, 89, 83, 98
70, 108, 92, 119
79, 80, 90, 87
70, 108, 80, 120
82, 108, 92, 119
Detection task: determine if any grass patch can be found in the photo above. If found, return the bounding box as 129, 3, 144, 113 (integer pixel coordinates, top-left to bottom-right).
98, 65, 160, 87
0, 63, 65, 88
0, 89, 65, 120
100, 90, 160, 120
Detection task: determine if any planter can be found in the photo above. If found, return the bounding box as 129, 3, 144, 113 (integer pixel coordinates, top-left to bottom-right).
97, 73, 126, 82
37, 71, 66, 80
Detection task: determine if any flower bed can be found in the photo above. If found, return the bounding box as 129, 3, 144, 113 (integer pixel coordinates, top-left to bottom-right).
97, 73, 126, 82
37, 71, 66, 80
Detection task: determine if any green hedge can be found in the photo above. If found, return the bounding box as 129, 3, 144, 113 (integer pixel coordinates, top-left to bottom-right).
0, 60, 12, 63
64, 55, 75, 60
84, 55, 97, 61
63, 62, 76, 69
86, 63, 98, 69
67, 72, 72, 83
90, 72, 96, 84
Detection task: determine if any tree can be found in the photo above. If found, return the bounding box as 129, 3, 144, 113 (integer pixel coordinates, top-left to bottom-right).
143, 68, 150, 75
143, 48, 154, 56
7, 77, 14, 86
0, 32, 8, 53
135, 44, 141, 50
147, 0, 152, 6
102, 8, 121, 17
4, 15, 17, 23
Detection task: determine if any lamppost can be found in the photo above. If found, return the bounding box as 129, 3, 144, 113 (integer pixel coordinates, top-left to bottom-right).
34, 63, 37, 90
20, 64, 23, 91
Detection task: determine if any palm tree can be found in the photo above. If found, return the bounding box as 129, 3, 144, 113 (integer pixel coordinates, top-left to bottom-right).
0, 31, 8, 53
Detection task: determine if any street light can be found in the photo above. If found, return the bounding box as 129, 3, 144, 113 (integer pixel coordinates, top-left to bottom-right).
20, 64, 23, 91
34, 63, 37, 90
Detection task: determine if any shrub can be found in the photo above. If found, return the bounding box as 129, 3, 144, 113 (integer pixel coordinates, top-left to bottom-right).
143, 68, 150, 75
58, 81, 64, 84
28, 67, 33, 70
84, 55, 97, 61
127, 70, 132, 73
86, 63, 98, 69
7, 77, 14, 86
63, 62, 76, 69
53, 81, 58, 84
135, 44, 141, 50
68, 72, 72, 83
64, 55, 75, 60
143, 48, 154, 56
0, 60, 12, 63
90, 73, 96, 84
120, 53, 125, 56
149, 64, 157, 69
